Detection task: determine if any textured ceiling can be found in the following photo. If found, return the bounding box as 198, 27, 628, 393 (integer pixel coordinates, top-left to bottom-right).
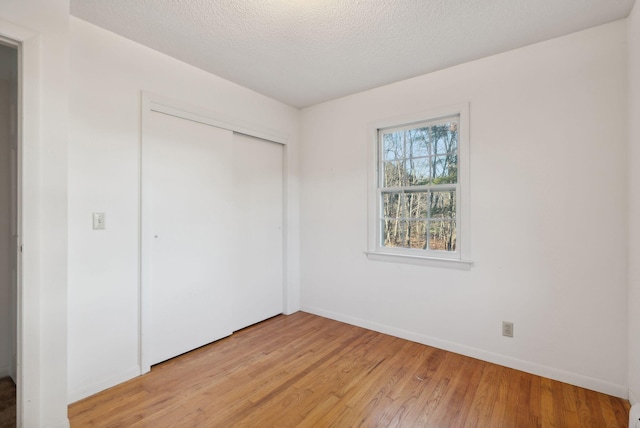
70, 0, 636, 108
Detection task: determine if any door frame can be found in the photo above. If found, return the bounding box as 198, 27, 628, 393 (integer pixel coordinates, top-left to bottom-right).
0, 35, 18, 381
139, 92, 291, 373
0, 20, 41, 428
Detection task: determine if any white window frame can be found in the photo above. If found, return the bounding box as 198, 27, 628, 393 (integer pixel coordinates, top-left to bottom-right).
366, 103, 472, 269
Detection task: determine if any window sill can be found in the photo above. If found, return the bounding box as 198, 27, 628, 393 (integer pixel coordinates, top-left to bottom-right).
364, 251, 473, 270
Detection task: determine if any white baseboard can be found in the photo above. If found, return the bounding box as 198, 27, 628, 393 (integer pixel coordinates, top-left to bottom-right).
630, 403, 640, 428
48, 418, 71, 428
631, 390, 639, 406
301, 305, 628, 399
68, 366, 141, 404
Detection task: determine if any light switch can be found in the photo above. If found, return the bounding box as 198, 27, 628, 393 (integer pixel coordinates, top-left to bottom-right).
93, 212, 105, 230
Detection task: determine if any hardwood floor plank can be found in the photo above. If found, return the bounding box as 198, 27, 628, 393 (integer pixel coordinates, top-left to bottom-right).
515, 373, 540, 427
293, 393, 341, 427
384, 348, 448, 427
68, 312, 630, 427
610, 394, 632, 427
306, 402, 354, 427
499, 368, 525, 427
412, 352, 466, 426
560, 382, 581, 427
218, 330, 376, 426
551, 380, 569, 427
425, 355, 479, 427
529, 373, 543, 423
386, 344, 437, 401
462, 362, 499, 427
584, 389, 608, 428
598, 392, 622, 428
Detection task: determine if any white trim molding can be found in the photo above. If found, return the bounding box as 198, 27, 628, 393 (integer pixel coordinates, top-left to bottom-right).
143, 92, 288, 145
364, 251, 473, 270
366, 102, 471, 269
0, 19, 46, 428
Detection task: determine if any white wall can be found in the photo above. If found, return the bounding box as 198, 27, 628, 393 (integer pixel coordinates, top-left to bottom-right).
0, 1, 69, 427
300, 21, 629, 397
628, 0, 640, 406
0, 77, 10, 379
67, 17, 300, 402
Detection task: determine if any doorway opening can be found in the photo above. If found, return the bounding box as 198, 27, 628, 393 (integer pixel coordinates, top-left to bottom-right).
0, 40, 18, 427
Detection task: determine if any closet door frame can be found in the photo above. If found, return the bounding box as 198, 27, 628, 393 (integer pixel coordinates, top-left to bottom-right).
139, 92, 290, 374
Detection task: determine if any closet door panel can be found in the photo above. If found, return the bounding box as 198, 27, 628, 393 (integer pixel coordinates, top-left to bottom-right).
146, 112, 234, 365
232, 133, 284, 331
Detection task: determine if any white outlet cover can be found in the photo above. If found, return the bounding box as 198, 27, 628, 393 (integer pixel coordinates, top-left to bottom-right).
93, 212, 105, 230
502, 321, 514, 338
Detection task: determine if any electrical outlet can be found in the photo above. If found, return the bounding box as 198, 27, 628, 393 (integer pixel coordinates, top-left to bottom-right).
93, 212, 105, 230
502, 321, 514, 338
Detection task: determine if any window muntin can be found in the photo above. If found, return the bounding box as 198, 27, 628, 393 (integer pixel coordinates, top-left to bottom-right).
377, 116, 460, 255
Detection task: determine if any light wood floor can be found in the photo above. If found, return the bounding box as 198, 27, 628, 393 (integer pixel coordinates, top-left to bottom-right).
69, 312, 629, 427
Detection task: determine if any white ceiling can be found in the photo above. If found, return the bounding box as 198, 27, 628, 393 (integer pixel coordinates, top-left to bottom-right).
70, 0, 636, 108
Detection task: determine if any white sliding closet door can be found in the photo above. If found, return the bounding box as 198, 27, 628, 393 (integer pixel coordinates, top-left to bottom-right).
232, 133, 284, 331
146, 111, 234, 365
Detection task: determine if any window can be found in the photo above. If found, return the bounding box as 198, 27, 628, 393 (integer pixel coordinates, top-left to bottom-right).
367, 104, 471, 268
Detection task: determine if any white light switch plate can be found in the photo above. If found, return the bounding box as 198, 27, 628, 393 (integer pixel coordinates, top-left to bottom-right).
93, 212, 105, 230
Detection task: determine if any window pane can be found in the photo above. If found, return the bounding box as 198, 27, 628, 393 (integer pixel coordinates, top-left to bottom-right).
429, 191, 456, 219
406, 128, 430, 158
429, 220, 457, 251
382, 161, 407, 187
407, 220, 428, 249
382, 219, 406, 247
377, 114, 461, 255
383, 132, 404, 161
382, 192, 405, 220
406, 192, 429, 219
433, 122, 458, 155
432, 155, 457, 184
405, 158, 430, 186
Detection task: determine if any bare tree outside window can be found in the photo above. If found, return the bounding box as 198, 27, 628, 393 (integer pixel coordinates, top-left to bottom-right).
379, 118, 458, 252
